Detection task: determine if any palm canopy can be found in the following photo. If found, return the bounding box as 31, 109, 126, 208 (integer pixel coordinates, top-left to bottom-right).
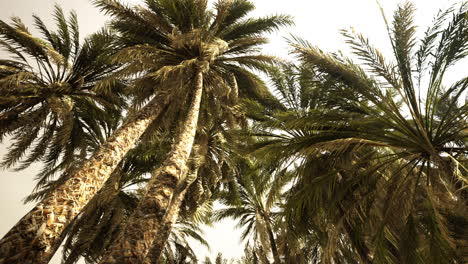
248, 2, 468, 263
0, 5, 125, 171
94, 0, 290, 109
289, 1, 468, 194
250, 63, 467, 263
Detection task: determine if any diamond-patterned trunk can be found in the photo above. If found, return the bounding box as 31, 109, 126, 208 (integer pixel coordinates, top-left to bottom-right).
0, 91, 171, 264
99, 71, 204, 264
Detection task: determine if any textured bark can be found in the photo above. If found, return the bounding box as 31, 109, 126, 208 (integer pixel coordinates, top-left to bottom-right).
283, 238, 291, 264
143, 166, 199, 264
0, 92, 170, 264
100, 71, 204, 264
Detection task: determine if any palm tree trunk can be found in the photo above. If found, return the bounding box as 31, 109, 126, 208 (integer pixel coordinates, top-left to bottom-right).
265, 218, 281, 264
0, 91, 171, 264
283, 234, 291, 264
143, 166, 199, 264
62, 165, 125, 264
99, 70, 204, 264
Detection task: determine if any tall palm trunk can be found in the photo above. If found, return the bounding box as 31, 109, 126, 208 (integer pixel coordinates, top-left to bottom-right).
0, 91, 171, 264
143, 166, 199, 264
283, 235, 291, 264
100, 70, 204, 264
265, 217, 281, 264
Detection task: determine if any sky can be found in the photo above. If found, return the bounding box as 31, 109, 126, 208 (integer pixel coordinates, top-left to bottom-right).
0, 0, 465, 263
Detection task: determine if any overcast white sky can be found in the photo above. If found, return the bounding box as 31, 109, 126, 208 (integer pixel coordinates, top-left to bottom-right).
0, 0, 464, 263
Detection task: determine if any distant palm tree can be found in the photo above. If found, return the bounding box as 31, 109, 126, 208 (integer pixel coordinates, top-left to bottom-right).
237, 246, 266, 264
215, 159, 283, 264
203, 253, 234, 264
159, 221, 209, 264
93, 0, 291, 263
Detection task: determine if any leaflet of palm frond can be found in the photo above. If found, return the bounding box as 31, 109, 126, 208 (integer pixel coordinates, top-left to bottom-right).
0, 17, 65, 66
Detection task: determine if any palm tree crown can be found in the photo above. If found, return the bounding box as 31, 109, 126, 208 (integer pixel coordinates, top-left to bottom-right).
0, 5, 124, 173
250, 2, 468, 263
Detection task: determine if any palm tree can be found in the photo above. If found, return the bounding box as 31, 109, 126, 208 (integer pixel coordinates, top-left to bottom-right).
253, 2, 468, 263
55, 135, 170, 264
290, 1, 468, 202
91, 0, 291, 263
237, 246, 266, 264
142, 68, 254, 262
214, 159, 283, 264
0, 5, 124, 173
274, 225, 321, 264
0, 6, 130, 263
159, 220, 209, 264
39, 82, 236, 264
247, 63, 377, 263
292, 2, 468, 261
203, 253, 234, 264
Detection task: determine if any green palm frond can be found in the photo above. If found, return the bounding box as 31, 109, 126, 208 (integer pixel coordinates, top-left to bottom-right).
251, 4, 468, 258
0, 6, 126, 178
